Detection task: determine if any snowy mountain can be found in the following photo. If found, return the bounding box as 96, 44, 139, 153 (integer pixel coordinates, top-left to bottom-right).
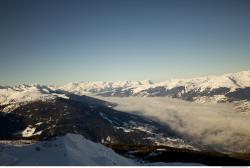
57, 80, 154, 97
0, 86, 206, 165
1, 71, 250, 165
0, 85, 69, 112
0, 85, 195, 149
1, 70, 249, 104
0, 134, 247, 166
0, 133, 136, 166
57, 70, 250, 103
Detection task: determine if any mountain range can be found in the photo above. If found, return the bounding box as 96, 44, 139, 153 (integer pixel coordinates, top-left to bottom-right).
57, 70, 250, 103
1, 70, 250, 165
1, 70, 250, 105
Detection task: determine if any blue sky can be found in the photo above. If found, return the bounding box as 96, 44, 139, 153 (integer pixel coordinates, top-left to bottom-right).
0, 0, 250, 85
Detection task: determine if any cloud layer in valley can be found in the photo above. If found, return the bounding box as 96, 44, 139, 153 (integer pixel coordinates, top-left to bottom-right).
99, 97, 250, 153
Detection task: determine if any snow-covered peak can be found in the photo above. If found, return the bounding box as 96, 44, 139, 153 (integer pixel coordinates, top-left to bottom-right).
1, 70, 249, 105
223, 70, 250, 88
0, 133, 136, 166
57, 70, 250, 96
139, 80, 154, 85
56, 80, 151, 95
0, 85, 69, 108
157, 70, 250, 92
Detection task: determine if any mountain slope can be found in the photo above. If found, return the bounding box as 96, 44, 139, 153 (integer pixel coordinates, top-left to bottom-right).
1, 70, 249, 103
0, 85, 194, 149
57, 70, 250, 103
0, 85, 69, 113
0, 133, 136, 166
1, 75, 250, 165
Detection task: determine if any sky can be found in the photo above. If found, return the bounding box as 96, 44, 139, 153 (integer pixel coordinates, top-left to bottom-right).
0, 0, 250, 85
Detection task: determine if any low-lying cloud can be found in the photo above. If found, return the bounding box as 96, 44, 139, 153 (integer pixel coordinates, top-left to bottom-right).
98, 97, 250, 153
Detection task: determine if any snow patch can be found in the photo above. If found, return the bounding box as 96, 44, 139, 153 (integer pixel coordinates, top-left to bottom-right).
0, 133, 136, 166
21, 126, 36, 137
0, 85, 70, 113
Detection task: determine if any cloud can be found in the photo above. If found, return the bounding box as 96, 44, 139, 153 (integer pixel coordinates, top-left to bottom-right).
98, 97, 250, 153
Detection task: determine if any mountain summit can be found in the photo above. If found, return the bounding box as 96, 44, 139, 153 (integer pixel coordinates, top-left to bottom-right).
56, 70, 250, 103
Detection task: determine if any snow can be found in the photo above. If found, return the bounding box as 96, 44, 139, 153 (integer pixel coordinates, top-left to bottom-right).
35, 122, 43, 126
56, 80, 155, 96
2, 103, 22, 113
0, 133, 136, 166
57, 70, 250, 98
99, 112, 113, 124
0, 85, 69, 113
51, 93, 69, 99
193, 95, 228, 103
34, 131, 43, 136
132, 126, 154, 134
21, 126, 36, 137
115, 126, 133, 133
0, 86, 51, 105
157, 70, 250, 92
0, 85, 69, 106
0, 133, 204, 166
20, 124, 43, 138
1, 70, 249, 109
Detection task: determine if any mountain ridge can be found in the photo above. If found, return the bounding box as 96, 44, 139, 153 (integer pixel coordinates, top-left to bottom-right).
56, 70, 250, 103
1, 70, 250, 104
1, 71, 250, 165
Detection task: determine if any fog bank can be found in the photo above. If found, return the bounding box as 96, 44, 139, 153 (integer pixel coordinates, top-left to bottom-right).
98, 97, 250, 153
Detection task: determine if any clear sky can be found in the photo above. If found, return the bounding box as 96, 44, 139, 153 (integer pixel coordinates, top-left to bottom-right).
0, 0, 250, 85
